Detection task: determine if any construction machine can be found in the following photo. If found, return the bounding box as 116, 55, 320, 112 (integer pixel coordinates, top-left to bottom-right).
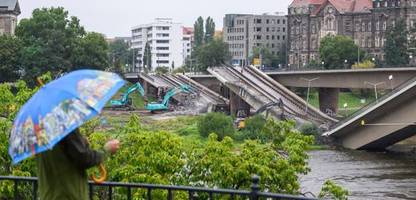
109, 82, 145, 110
145, 84, 192, 113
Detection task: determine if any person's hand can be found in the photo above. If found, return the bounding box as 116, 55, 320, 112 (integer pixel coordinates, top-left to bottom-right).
104, 139, 120, 155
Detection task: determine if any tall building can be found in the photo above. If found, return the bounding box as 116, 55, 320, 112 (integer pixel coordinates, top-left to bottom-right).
0, 0, 20, 36
223, 14, 287, 66
182, 27, 194, 64
131, 18, 185, 71
288, 0, 416, 68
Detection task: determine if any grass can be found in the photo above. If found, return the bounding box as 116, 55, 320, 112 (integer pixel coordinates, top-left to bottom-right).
306, 91, 376, 117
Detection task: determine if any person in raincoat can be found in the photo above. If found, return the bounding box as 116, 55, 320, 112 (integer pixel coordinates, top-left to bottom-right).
36, 128, 120, 200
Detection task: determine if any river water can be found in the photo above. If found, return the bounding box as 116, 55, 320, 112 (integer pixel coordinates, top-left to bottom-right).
301, 150, 416, 200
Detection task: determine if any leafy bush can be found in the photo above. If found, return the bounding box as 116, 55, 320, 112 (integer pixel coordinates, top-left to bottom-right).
197, 112, 235, 140
155, 66, 169, 74
319, 180, 349, 200
236, 115, 266, 141
352, 60, 375, 69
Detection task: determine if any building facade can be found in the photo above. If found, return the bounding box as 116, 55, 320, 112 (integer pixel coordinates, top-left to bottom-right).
131, 18, 185, 71
288, 0, 416, 68
223, 14, 287, 66
0, 0, 20, 36
182, 27, 193, 65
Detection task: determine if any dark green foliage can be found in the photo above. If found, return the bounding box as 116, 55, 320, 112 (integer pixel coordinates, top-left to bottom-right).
319, 35, 364, 69
299, 122, 319, 137
143, 42, 152, 71
197, 112, 234, 140
236, 115, 267, 141
205, 17, 215, 43
155, 66, 169, 74
0, 35, 22, 82
195, 38, 230, 71
72, 32, 109, 70
109, 39, 132, 71
13, 7, 110, 85
384, 19, 409, 66
194, 16, 204, 48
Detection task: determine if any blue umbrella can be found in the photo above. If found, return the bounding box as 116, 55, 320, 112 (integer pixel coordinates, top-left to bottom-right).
9, 69, 125, 164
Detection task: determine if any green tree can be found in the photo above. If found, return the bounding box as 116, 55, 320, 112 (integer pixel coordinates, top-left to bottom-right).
319, 35, 364, 69
194, 16, 204, 49
195, 38, 230, 71
0, 35, 22, 82
205, 17, 215, 43
384, 19, 409, 66
73, 32, 109, 70
197, 112, 234, 140
142, 41, 152, 71
15, 7, 110, 85
16, 7, 85, 83
109, 39, 132, 71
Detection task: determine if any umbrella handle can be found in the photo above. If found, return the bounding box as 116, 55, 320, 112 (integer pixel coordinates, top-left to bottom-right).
91, 163, 107, 184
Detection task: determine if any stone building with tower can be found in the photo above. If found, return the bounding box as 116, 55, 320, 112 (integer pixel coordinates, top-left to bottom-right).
0, 0, 20, 36
287, 0, 416, 68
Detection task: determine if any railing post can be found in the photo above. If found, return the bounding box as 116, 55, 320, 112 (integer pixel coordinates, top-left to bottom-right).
14, 180, 18, 200
32, 181, 38, 200
250, 175, 260, 200
89, 184, 94, 200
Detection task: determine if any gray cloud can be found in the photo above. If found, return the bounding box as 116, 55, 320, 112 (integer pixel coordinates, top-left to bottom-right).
19, 0, 292, 37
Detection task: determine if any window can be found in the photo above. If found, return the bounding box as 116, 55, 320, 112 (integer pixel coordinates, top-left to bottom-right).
283, 35, 285, 40
266, 27, 270, 32
283, 27, 286, 32
283, 19, 286, 24
272, 35, 275, 40
256, 35, 262, 40
266, 35, 270, 40
266, 19, 270, 24
156, 60, 169, 64
277, 19, 280, 24
272, 44, 275, 48
277, 35, 280, 40
256, 19, 262, 24
157, 47, 169, 50
156, 53, 169, 57
156, 40, 169, 43
256, 27, 262, 32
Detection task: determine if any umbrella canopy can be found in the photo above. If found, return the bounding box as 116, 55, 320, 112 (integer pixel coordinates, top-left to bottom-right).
9, 70, 125, 164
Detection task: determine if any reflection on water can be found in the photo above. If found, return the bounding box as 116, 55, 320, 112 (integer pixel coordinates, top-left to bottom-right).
301, 150, 416, 200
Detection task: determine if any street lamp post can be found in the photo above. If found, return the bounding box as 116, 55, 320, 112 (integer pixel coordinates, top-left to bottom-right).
321, 61, 325, 70
388, 75, 394, 90
301, 77, 320, 115
344, 59, 348, 69
364, 81, 386, 103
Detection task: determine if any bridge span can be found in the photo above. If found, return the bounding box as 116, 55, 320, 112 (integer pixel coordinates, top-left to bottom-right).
324, 76, 416, 150
208, 65, 337, 126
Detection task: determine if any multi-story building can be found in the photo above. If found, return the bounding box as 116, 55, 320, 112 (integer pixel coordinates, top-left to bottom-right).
182, 27, 193, 64
0, 0, 20, 36
131, 18, 184, 70
223, 14, 287, 66
288, 0, 416, 68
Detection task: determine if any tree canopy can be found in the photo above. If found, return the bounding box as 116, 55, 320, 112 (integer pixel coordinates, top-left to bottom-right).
194, 38, 230, 71
384, 19, 409, 66
6, 7, 110, 85
0, 35, 22, 82
319, 35, 363, 69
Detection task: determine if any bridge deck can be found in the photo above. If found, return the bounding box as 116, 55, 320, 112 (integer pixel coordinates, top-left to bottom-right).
324, 76, 416, 150
208, 65, 337, 126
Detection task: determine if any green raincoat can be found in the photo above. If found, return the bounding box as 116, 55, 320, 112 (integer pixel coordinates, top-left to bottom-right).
36, 129, 104, 200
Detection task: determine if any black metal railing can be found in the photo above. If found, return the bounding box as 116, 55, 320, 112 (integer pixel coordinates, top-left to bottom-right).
0, 175, 316, 200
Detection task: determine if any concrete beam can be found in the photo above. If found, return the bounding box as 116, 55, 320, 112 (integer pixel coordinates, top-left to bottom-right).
330, 83, 416, 150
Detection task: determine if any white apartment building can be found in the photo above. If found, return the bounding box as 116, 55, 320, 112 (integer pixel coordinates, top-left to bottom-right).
182, 27, 194, 65
131, 18, 187, 70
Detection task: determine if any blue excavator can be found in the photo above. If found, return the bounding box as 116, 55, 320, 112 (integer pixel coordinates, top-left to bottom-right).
110, 82, 145, 110
145, 84, 192, 113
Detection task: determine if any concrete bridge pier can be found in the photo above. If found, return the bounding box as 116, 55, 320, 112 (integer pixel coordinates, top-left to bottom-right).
319, 88, 339, 115
229, 92, 250, 116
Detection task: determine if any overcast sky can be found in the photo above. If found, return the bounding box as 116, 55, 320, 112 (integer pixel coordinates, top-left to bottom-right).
19, 0, 292, 38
